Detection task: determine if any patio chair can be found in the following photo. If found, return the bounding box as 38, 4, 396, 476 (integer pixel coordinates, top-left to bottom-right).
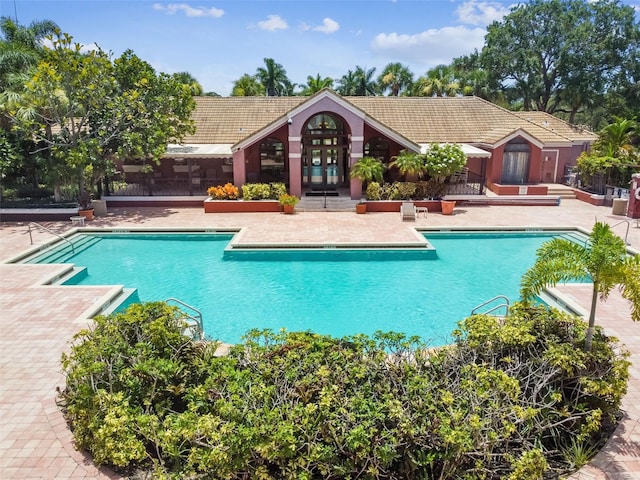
400, 202, 417, 221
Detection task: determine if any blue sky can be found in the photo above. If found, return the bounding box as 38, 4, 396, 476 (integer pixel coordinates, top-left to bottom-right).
2, 0, 639, 95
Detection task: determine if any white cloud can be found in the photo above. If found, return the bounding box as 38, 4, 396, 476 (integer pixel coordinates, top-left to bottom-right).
257, 14, 288, 31
455, 0, 511, 26
313, 18, 340, 34
371, 26, 486, 66
153, 3, 224, 18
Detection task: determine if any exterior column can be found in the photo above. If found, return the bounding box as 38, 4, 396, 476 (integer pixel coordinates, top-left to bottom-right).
232, 149, 246, 186
349, 125, 365, 200
628, 173, 640, 219
288, 126, 302, 197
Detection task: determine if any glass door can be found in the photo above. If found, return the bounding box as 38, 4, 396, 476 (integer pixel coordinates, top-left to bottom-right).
303, 147, 344, 187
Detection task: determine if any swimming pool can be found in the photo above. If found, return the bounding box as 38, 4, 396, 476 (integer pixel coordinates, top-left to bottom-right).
25, 230, 578, 345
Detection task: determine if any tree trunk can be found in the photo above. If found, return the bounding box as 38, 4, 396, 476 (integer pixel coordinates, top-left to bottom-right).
584, 281, 599, 352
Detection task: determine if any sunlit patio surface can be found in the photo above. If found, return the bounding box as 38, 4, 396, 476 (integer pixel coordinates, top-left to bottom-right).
1, 199, 638, 479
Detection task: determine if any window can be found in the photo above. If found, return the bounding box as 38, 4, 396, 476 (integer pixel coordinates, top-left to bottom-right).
501, 139, 530, 185
364, 137, 390, 163
259, 138, 286, 182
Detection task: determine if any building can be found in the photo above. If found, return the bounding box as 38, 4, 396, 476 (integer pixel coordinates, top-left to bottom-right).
119, 89, 597, 200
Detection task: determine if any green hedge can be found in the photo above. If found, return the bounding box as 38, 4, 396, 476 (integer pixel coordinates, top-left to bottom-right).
60, 302, 629, 479
241, 182, 287, 200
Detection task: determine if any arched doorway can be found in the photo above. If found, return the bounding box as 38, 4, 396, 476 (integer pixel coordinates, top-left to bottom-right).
302, 113, 349, 190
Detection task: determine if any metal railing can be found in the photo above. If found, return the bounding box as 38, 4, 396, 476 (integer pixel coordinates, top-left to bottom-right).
28, 222, 74, 253
166, 297, 204, 340
470, 295, 510, 317
610, 220, 631, 245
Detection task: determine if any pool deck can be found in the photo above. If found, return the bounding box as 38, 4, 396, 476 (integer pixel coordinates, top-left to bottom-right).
0, 199, 638, 479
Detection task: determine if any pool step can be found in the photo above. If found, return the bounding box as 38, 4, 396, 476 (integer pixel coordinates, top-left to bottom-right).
100, 288, 139, 316
26, 235, 102, 264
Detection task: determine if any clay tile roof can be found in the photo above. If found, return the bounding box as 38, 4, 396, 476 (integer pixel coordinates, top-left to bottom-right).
184, 96, 306, 144
512, 111, 597, 142
183, 94, 597, 147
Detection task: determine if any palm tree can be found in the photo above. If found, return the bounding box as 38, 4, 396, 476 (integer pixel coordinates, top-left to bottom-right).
255, 58, 293, 96
411, 65, 460, 97
231, 74, 265, 96
352, 66, 378, 96
0, 17, 58, 91
521, 222, 640, 351
299, 74, 333, 95
389, 150, 425, 180
336, 69, 358, 96
349, 156, 385, 184
378, 62, 413, 96
172, 71, 203, 96
594, 117, 637, 158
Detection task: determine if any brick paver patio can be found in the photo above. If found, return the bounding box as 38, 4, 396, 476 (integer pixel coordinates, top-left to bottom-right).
1, 199, 638, 479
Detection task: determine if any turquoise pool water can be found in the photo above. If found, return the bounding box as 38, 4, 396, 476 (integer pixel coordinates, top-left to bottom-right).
29, 231, 566, 345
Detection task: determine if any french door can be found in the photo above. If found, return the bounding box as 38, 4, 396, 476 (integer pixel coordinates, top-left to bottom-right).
303, 147, 344, 188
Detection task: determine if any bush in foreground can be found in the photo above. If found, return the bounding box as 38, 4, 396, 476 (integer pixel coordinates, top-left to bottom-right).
60, 302, 629, 479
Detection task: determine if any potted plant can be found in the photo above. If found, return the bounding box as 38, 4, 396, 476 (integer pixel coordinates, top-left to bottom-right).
77, 190, 94, 221
350, 156, 385, 208
278, 193, 299, 214
355, 200, 367, 214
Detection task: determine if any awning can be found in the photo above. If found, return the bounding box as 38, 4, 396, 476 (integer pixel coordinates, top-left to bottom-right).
166, 143, 233, 158
419, 143, 491, 158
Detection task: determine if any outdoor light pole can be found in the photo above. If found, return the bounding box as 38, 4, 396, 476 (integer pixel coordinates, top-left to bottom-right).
324, 169, 327, 209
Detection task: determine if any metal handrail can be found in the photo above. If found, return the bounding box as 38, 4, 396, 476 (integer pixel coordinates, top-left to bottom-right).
610, 220, 630, 245
470, 295, 510, 316
28, 222, 75, 253
166, 297, 204, 340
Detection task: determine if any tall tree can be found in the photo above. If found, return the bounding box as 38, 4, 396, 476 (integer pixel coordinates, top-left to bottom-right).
378, 62, 413, 97
255, 58, 293, 96
521, 222, 640, 351
10, 34, 195, 199
0, 16, 58, 90
411, 65, 460, 97
352, 66, 378, 96
172, 71, 203, 96
336, 69, 358, 96
482, 0, 640, 121
299, 74, 333, 95
231, 74, 265, 96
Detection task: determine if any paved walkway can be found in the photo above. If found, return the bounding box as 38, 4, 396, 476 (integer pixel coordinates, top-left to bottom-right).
0, 199, 638, 479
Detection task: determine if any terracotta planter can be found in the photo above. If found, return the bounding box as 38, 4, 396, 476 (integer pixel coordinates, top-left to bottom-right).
440, 200, 456, 215
78, 208, 94, 221
282, 204, 295, 214
355, 203, 367, 214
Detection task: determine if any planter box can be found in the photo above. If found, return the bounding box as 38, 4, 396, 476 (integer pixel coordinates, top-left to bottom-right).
204, 199, 280, 213
364, 200, 443, 213
572, 189, 605, 206
489, 184, 549, 196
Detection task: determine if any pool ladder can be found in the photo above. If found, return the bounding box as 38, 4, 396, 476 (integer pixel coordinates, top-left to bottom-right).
470, 295, 510, 317
166, 297, 204, 340
28, 222, 75, 253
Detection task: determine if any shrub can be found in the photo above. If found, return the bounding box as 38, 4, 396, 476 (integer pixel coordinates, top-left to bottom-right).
241, 183, 272, 200
395, 181, 417, 200
366, 181, 382, 200
207, 182, 239, 200
61, 302, 629, 479
269, 182, 287, 199
424, 144, 467, 183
